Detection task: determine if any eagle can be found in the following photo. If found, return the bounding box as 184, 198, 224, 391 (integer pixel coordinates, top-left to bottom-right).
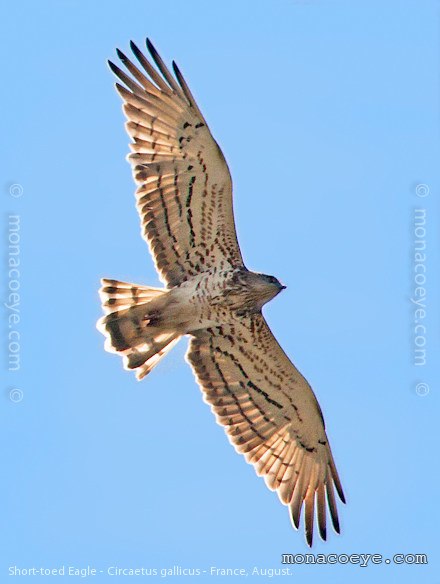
97, 39, 345, 546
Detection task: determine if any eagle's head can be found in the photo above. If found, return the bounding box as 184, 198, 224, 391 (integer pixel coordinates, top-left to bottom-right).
231, 270, 286, 313
257, 273, 286, 305
260, 274, 286, 291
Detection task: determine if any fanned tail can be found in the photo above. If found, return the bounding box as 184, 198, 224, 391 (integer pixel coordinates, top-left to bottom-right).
97, 278, 181, 379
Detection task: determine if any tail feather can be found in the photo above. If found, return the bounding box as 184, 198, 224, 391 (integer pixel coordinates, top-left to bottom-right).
97, 278, 181, 379
99, 278, 164, 313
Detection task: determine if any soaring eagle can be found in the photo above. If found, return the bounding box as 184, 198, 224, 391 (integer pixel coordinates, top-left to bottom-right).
97, 39, 345, 546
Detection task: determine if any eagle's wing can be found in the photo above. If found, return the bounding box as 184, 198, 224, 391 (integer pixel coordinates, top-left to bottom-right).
186, 313, 345, 546
109, 40, 244, 287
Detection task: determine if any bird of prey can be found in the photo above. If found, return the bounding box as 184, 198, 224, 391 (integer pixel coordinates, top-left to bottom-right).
97, 39, 345, 546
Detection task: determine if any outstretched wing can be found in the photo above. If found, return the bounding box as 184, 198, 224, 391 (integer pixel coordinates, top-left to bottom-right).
109, 39, 244, 287
186, 314, 345, 546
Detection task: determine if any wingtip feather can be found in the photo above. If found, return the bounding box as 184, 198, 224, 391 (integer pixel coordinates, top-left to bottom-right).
130, 40, 142, 58
336, 477, 346, 504
116, 47, 126, 61
146, 38, 157, 58
108, 59, 121, 77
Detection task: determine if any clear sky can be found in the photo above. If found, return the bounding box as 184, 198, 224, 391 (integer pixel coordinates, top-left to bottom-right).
2, 0, 439, 582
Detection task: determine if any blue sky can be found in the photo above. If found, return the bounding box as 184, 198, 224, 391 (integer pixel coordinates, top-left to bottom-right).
2, 0, 439, 582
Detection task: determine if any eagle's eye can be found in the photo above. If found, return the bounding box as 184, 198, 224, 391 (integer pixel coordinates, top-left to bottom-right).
267, 276, 279, 285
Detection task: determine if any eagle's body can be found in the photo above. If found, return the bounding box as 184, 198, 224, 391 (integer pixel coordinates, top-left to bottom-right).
97, 39, 345, 546
100, 268, 283, 373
